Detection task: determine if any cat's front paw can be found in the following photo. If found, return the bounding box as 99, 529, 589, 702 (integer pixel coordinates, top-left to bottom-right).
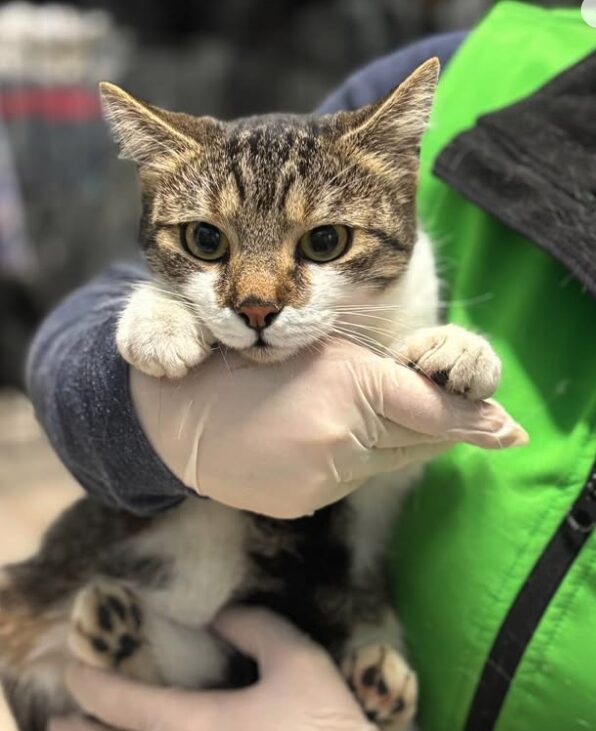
399, 324, 501, 400
342, 644, 418, 730
117, 283, 212, 379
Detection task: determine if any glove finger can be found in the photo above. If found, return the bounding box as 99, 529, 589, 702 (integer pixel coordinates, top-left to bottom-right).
364, 360, 527, 445
213, 607, 328, 673
49, 718, 109, 731
374, 418, 445, 449
65, 663, 220, 731
377, 412, 527, 450
347, 443, 452, 482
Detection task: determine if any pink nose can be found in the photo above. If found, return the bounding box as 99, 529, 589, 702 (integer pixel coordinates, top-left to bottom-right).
236, 303, 282, 330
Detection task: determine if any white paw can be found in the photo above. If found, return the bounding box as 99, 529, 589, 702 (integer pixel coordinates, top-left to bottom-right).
342, 644, 418, 729
117, 282, 212, 379
399, 324, 501, 400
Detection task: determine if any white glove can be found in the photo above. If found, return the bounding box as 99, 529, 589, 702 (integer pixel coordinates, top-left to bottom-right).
49, 608, 376, 731
130, 339, 527, 519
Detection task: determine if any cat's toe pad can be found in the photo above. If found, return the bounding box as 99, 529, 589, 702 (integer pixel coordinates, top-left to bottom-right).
400, 324, 501, 400
68, 581, 144, 671
342, 644, 418, 729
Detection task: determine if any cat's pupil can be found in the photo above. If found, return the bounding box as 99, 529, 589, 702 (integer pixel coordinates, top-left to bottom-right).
196, 223, 220, 252
310, 226, 338, 253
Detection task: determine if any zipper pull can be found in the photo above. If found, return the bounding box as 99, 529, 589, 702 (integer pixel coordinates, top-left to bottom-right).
566, 466, 596, 534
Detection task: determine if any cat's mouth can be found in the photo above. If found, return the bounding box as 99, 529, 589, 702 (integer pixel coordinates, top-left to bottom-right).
207, 311, 336, 364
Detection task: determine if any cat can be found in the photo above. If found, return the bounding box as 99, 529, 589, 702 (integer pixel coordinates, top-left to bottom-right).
0, 57, 501, 731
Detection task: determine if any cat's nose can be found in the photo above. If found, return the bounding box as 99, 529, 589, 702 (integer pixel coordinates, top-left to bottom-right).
236, 302, 282, 330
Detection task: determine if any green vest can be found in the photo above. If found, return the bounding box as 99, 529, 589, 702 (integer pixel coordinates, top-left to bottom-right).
392, 4, 596, 731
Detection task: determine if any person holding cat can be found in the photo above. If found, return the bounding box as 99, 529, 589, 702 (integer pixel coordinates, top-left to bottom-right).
27, 3, 596, 731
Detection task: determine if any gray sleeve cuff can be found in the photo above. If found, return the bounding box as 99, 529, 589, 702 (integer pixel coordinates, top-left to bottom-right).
26, 262, 195, 516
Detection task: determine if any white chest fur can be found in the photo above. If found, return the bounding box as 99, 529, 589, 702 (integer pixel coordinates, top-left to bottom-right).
348, 467, 424, 581
136, 499, 249, 627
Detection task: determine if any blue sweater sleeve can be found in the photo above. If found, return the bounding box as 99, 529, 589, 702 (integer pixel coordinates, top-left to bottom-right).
26, 263, 190, 516
26, 32, 466, 517
316, 31, 467, 114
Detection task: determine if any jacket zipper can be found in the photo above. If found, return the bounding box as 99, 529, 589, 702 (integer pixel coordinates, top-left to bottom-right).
463, 458, 596, 731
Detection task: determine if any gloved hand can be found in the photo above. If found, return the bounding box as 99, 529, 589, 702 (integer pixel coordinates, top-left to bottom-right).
49, 608, 376, 731
130, 339, 527, 519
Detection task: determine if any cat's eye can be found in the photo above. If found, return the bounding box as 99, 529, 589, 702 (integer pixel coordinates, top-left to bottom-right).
298, 225, 350, 263
181, 222, 229, 261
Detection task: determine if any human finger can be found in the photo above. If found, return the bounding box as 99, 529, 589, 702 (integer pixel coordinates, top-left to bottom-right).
49, 718, 109, 731
213, 607, 327, 674
360, 360, 528, 445
65, 663, 219, 731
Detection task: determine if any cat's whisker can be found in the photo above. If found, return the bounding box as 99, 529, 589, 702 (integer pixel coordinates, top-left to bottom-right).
330, 326, 402, 363
332, 310, 410, 321
335, 319, 401, 341
437, 293, 494, 308
331, 311, 406, 325
334, 317, 417, 337
133, 282, 208, 315
331, 324, 435, 378
334, 316, 421, 343
329, 331, 410, 369
215, 343, 233, 375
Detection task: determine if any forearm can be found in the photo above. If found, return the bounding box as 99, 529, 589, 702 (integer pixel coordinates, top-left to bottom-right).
26, 262, 192, 516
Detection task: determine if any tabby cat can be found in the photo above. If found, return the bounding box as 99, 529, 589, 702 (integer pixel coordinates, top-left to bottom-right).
0, 58, 501, 731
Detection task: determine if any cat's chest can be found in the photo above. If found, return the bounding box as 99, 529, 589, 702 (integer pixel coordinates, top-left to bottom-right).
134, 500, 250, 627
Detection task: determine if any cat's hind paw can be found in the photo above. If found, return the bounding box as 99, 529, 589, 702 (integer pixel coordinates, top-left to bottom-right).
68, 580, 159, 682
342, 643, 418, 730
399, 324, 501, 400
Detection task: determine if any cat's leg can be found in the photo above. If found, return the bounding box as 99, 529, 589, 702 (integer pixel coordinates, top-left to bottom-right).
397, 323, 501, 400
116, 280, 215, 378
69, 579, 231, 689
341, 609, 418, 731
0, 571, 75, 730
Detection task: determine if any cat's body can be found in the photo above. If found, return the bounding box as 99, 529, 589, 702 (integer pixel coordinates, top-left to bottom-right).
1, 468, 418, 730
0, 59, 501, 730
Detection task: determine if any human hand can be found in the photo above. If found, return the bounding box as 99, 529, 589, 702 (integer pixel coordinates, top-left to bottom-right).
49, 608, 376, 731
130, 339, 527, 519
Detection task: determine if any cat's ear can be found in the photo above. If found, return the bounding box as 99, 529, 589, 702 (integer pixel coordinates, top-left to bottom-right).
337, 57, 440, 164
99, 82, 203, 175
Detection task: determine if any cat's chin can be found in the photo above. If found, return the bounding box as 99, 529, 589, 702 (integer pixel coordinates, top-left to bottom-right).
238, 344, 298, 364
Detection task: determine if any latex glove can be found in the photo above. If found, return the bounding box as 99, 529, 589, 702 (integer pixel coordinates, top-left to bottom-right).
131, 339, 527, 519
49, 608, 376, 731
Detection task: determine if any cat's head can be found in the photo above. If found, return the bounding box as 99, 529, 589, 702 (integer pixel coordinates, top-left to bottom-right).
100, 59, 438, 362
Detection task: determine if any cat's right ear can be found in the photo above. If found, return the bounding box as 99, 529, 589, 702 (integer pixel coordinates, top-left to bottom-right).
99, 82, 201, 175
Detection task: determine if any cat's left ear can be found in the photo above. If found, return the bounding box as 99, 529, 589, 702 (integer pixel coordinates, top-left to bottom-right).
99, 82, 211, 178
335, 57, 440, 165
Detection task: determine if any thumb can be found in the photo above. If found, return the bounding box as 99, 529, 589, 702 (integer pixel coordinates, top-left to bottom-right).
213, 607, 324, 673
49, 719, 108, 731
65, 663, 218, 731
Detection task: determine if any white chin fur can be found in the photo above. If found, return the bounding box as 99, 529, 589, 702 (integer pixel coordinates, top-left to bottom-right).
238, 345, 298, 363
181, 267, 346, 358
